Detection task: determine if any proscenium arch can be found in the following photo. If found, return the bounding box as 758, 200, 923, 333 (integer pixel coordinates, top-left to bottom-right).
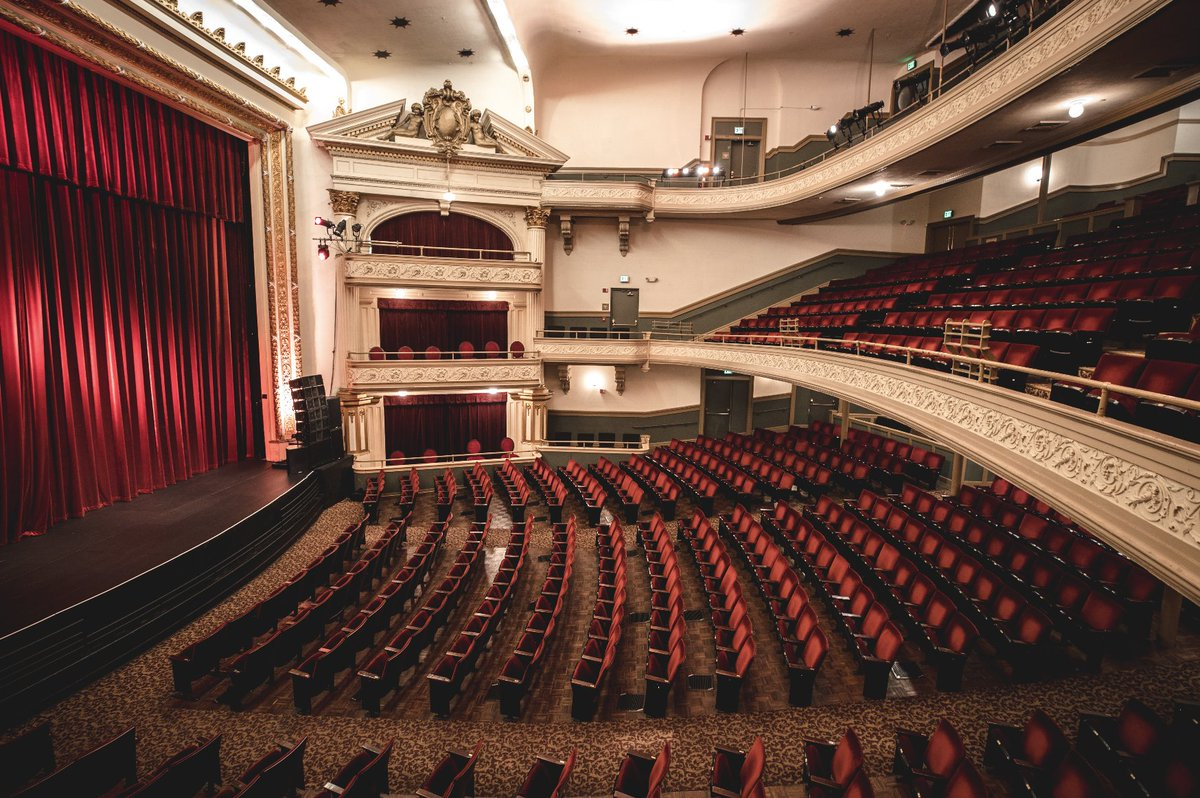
537, 337, 1200, 602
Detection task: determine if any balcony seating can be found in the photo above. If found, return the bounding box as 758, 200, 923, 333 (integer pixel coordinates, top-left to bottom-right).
710, 737, 766, 798
467, 439, 482, 454
498, 518, 575, 718
115, 734, 222, 797
416, 741, 483, 798
572, 520, 627, 720
511, 340, 526, 358
613, 742, 670, 798
525, 457, 569, 523
13, 727, 135, 798
310, 740, 392, 798
501, 436, 516, 451
424, 345, 443, 360
398, 346, 414, 360
212, 737, 307, 798
560, 459, 608, 525
357, 523, 484, 715
0, 722, 54, 794
802, 729, 864, 798
368, 346, 385, 360
515, 750, 576, 798
484, 340, 502, 358
423, 448, 439, 463
458, 340, 476, 358
893, 720, 968, 796
427, 520, 528, 716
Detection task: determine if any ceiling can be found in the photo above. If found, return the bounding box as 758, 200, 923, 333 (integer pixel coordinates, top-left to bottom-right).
259, 0, 979, 84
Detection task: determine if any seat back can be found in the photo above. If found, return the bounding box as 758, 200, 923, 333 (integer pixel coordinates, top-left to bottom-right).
646, 743, 670, 798
925, 720, 966, 778
1116, 699, 1165, 757
740, 737, 766, 798
944, 758, 988, 798
832, 729, 864, 786
1023, 710, 1071, 769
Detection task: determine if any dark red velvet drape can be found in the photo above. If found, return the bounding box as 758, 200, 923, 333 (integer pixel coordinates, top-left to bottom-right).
0, 27, 259, 543
370, 211, 515, 259
384, 394, 507, 456
378, 298, 508, 352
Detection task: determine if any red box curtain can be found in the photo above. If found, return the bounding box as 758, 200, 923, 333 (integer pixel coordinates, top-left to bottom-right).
383, 393, 507, 457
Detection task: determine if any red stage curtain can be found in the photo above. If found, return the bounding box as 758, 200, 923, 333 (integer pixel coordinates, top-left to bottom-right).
370, 211, 514, 259
377, 298, 508, 352
384, 394, 506, 455
0, 27, 258, 543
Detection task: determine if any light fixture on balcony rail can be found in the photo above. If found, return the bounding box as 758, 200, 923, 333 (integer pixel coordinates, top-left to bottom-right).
313, 215, 363, 260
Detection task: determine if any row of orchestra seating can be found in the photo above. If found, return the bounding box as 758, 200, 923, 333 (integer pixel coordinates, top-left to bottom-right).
428, 518, 530, 716
435, 469, 457, 521
591, 456, 646, 522
987, 700, 1199, 798
498, 517, 576, 718
362, 470, 385, 522
691, 436, 796, 499
169, 514, 368, 698
525, 457, 568, 523
677, 510, 755, 712
493, 458, 532, 521
637, 513, 686, 717
395, 467, 420, 517
571, 519, 627, 720
357, 519, 485, 715
621, 454, 681, 520
560, 459, 607, 525
694, 430, 836, 499
664, 440, 760, 505
288, 517, 416, 713
464, 463, 495, 523
219, 513, 409, 710
809, 496, 983, 692
721, 504, 829, 707
367, 339, 525, 360
642, 448, 720, 515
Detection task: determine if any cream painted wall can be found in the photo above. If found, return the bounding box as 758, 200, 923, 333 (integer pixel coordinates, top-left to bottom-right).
351, 63, 528, 125
754, 376, 793, 399
535, 55, 719, 168
544, 198, 927, 314
544, 364, 701, 414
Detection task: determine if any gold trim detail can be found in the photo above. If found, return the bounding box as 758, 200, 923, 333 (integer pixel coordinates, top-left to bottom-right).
328, 190, 362, 215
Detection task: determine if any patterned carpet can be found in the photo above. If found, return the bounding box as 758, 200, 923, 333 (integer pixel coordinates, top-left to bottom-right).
2, 493, 1198, 797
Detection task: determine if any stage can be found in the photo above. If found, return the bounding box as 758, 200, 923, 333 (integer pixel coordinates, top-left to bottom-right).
0, 459, 331, 723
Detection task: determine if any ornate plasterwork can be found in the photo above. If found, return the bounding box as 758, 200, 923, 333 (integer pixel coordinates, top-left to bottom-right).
328, 190, 361, 216
524, 206, 551, 228
345, 258, 541, 290
542, 182, 655, 212
347, 361, 542, 388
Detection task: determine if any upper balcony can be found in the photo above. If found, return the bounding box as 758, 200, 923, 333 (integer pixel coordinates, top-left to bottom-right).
541, 0, 1197, 221
343, 242, 542, 292
346, 347, 542, 391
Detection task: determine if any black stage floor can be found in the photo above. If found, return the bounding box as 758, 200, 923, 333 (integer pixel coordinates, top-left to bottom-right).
0, 461, 297, 636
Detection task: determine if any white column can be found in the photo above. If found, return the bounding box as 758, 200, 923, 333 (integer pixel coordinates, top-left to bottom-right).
524, 206, 550, 337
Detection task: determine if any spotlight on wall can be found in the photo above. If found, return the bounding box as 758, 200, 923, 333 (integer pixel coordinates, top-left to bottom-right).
871, 181, 890, 197
1025, 163, 1043, 185
315, 216, 334, 229
317, 242, 330, 260
1067, 101, 1085, 118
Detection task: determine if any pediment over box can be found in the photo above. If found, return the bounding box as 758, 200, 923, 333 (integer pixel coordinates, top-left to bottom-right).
308, 92, 568, 173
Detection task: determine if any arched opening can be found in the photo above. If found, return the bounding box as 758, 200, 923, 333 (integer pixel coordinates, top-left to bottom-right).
370, 211, 515, 260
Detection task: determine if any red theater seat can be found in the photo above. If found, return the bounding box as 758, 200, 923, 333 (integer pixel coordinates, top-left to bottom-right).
613, 742, 670, 798
710, 737, 765, 798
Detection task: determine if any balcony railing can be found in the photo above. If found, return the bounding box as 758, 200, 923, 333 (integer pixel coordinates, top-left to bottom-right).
350, 348, 538, 362
345, 239, 533, 261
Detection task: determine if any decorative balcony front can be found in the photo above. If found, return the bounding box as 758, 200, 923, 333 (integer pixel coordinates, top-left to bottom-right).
344, 252, 542, 291
346, 350, 542, 391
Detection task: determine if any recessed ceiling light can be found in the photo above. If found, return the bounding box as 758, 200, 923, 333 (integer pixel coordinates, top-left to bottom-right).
318, 0, 339, 6
836, 28, 854, 37
626, 27, 639, 35
731, 28, 745, 36
373, 49, 391, 59
458, 48, 475, 58
1067, 101, 1085, 118
390, 17, 410, 28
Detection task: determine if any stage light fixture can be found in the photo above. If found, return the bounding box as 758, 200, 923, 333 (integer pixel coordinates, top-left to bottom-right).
314, 216, 334, 229
351, 223, 363, 235
829, 123, 839, 135
317, 243, 330, 260
987, 3, 999, 18
1068, 101, 1085, 118
333, 218, 347, 237
696, 165, 710, 176
872, 181, 890, 197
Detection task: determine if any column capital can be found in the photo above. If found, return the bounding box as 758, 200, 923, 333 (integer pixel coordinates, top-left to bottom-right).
328, 189, 361, 216
524, 205, 551, 228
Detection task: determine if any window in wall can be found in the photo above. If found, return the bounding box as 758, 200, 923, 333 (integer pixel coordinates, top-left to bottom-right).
711, 118, 766, 183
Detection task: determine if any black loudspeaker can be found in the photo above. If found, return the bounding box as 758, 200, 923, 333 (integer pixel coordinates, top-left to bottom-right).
285, 376, 344, 476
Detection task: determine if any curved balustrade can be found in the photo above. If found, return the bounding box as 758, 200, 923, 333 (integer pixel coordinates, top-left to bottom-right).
533, 332, 1200, 602
346, 350, 541, 390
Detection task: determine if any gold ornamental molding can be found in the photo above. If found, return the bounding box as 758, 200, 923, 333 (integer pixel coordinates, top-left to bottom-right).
140, 0, 308, 104
535, 336, 1200, 602
345, 257, 543, 290
2, 0, 305, 443
524, 206, 552, 228
328, 190, 362, 216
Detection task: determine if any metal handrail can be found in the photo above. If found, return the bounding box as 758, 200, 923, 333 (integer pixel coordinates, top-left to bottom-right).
350, 239, 534, 261
355, 450, 533, 469
533, 330, 1200, 420
538, 440, 649, 452
349, 349, 538, 361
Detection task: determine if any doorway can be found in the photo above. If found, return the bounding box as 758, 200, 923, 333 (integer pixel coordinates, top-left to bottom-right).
702, 371, 751, 437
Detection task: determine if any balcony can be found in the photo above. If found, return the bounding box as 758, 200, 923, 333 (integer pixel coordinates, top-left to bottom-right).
347, 349, 542, 391
344, 247, 542, 291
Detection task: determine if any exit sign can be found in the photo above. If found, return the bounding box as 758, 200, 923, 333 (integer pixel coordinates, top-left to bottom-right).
733, 126, 745, 135
906, 59, 917, 71
943, 209, 954, 219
